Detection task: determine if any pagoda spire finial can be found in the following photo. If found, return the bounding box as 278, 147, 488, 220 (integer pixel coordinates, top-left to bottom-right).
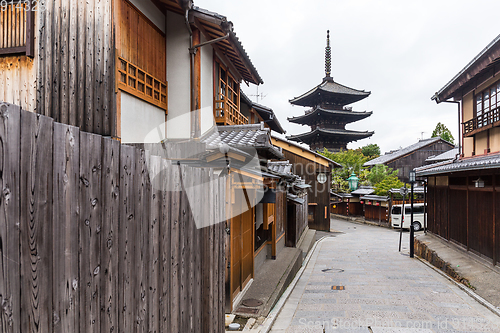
325, 30, 331, 79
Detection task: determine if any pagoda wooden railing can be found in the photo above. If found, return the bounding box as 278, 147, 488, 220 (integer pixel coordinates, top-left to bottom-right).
463, 106, 500, 136
214, 97, 248, 125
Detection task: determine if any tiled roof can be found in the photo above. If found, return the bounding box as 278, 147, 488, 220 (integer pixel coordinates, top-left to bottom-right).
267, 161, 293, 176
364, 138, 447, 166
289, 78, 370, 107
416, 153, 500, 176
288, 107, 372, 124
287, 128, 374, 141
425, 148, 459, 162
351, 187, 375, 196
202, 124, 284, 159
359, 195, 389, 202
271, 135, 341, 167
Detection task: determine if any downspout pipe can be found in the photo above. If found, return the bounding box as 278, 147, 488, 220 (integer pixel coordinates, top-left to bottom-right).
185, 7, 230, 138
432, 93, 461, 162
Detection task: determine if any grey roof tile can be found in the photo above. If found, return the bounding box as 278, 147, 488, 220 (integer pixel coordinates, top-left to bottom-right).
416, 153, 500, 176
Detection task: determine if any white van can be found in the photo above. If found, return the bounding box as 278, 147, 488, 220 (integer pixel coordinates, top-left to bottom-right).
391, 203, 426, 231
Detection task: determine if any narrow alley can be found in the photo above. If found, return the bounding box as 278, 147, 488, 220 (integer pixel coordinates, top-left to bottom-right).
271, 219, 500, 332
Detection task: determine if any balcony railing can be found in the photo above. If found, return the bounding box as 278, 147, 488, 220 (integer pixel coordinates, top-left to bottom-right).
463, 106, 500, 136
214, 97, 248, 125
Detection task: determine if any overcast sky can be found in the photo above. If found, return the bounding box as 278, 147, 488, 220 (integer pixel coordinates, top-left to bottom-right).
196, 0, 500, 154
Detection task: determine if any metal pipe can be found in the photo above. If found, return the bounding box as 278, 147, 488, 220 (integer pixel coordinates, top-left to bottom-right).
190, 33, 230, 51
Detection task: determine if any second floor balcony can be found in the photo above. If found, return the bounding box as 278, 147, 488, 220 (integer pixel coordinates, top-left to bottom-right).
214, 97, 248, 126
463, 106, 500, 137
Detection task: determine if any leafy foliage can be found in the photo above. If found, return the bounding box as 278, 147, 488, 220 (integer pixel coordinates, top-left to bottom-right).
367, 164, 398, 185
320, 148, 404, 195
361, 143, 380, 159
432, 122, 454, 144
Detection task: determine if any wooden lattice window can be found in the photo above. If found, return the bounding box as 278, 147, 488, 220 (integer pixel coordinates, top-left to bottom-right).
0, 2, 35, 57
117, 56, 168, 112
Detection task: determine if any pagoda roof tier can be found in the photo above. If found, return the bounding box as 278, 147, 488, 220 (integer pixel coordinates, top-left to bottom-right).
288, 107, 372, 125
289, 77, 371, 107
287, 128, 374, 144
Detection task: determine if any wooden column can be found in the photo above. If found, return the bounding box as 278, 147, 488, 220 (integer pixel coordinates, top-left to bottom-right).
493, 174, 496, 266
466, 176, 470, 251
192, 28, 201, 138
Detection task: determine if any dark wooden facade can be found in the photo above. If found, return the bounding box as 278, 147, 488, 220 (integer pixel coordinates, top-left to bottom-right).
386, 141, 455, 183
272, 138, 333, 231
427, 174, 500, 266
286, 194, 308, 247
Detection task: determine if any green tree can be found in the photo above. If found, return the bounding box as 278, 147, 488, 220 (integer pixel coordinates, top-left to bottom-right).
373, 176, 404, 196
432, 122, 454, 144
367, 164, 398, 185
320, 148, 370, 193
361, 143, 381, 159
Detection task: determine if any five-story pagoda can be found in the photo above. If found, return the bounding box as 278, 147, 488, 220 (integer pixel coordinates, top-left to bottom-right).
287, 31, 374, 152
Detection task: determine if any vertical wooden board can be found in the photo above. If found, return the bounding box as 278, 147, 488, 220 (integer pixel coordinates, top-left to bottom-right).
52, 0, 62, 123
79, 131, 103, 333
20, 111, 54, 333
100, 137, 120, 333
52, 123, 80, 333
159, 158, 171, 333
200, 171, 210, 331
76, 0, 87, 129
179, 165, 188, 332
219, 176, 226, 333
135, 149, 149, 333
43, 0, 54, 117
169, 163, 181, 333
85, 0, 95, 133
118, 145, 136, 332
192, 168, 203, 332
68, 0, 78, 126
148, 155, 161, 333
102, 0, 113, 136
59, 0, 70, 124
0, 103, 21, 333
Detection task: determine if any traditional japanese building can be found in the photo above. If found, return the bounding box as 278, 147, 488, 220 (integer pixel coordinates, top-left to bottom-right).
287, 31, 374, 152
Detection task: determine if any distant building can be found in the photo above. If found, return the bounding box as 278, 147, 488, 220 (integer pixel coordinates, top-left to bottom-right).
364, 138, 454, 183
286, 31, 373, 152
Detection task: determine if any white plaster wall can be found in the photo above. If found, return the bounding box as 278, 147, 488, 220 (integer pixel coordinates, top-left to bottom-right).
128, 0, 165, 33
201, 38, 215, 135
121, 92, 166, 143
166, 11, 191, 139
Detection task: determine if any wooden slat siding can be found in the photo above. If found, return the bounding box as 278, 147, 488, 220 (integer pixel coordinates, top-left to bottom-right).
20, 112, 54, 333
135, 149, 149, 332
0, 103, 21, 333
187, 167, 196, 332
100, 137, 120, 333
52, 123, 80, 333
118, 144, 135, 332
36, 0, 115, 136
148, 154, 161, 333
201, 171, 211, 330
79, 131, 103, 333
169, 163, 181, 333
219, 176, 226, 333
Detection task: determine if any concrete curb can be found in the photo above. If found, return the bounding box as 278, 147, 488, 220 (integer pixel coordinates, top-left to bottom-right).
258, 236, 330, 333
416, 256, 500, 318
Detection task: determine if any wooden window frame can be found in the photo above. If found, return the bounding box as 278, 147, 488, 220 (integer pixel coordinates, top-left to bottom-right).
474, 81, 500, 125
116, 55, 168, 112
214, 57, 247, 125
0, 2, 35, 57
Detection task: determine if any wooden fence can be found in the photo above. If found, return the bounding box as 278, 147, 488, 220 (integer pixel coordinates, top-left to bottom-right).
0, 102, 226, 333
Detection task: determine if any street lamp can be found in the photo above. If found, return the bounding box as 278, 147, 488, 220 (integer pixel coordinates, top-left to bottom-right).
409, 170, 416, 258
347, 172, 359, 192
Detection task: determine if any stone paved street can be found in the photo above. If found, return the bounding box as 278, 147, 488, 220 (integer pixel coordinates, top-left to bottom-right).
271, 219, 500, 332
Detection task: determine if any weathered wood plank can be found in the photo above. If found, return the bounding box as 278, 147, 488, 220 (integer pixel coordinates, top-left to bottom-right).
100, 137, 120, 333
136, 149, 149, 333
76, 0, 86, 128
159, 158, 171, 333
0, 103, 21, 333
169, 163, 181, 333
68, 0, 78, 126
148, 154, 161, 333
179, 165, 188, 332
59, 0, 70, 125
79, 131, 103, 333
84, 0, 95, 132
52, 0, 62, 123
102, 0, 113, 136
52, 123, 80, 333
20, 111, 54, 333
119, 145, 136, 332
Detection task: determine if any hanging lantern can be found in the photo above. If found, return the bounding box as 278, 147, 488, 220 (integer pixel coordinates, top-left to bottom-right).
347, 172, 359, 191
